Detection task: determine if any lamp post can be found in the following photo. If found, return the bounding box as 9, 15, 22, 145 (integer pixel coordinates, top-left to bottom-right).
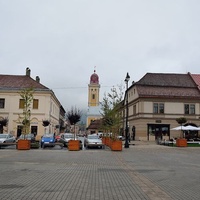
124, 72, 130, 148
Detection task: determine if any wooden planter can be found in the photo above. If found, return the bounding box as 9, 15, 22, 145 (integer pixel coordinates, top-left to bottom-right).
68, 140, 80, 151
17, 140, 31, 150
111, 140, 122, 151
104, 137, 110, 146
102, 137, 106, 144
176, 138, 187, 147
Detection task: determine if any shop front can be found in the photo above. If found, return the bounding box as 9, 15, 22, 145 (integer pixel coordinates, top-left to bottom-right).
148, 124, 170, 141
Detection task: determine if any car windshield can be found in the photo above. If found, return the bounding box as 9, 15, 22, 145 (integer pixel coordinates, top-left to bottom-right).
64, 134, 73, 138
88, 135, 99, 139
19, 134, 33, 139
43, 134, 54, 138
0, 134, 7, 138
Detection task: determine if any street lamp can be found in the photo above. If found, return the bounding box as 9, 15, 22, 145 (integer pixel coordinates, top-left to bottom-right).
124, 72, 130, 148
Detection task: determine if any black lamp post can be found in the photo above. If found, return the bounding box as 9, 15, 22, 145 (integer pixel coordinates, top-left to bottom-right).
124, 72, 130, 148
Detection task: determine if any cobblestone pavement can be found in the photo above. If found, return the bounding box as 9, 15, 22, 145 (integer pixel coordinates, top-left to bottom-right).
0, 142, 200, 200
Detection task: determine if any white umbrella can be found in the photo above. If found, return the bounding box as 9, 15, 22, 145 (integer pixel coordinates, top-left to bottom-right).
171, 125, 200, 131
171, 126, 183, 130
184, 125, 200, 131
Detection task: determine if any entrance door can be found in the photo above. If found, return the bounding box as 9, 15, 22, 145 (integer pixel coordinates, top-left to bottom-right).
31, 126, 38, 137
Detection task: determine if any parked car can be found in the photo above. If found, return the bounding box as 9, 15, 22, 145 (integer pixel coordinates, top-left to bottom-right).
55, 134, 62, 142
55, 133, 70, 147
41, 133, 56, 148
17, 133, 35, 142
59, 133, 83, 149
0, 133, 16, 143
60, 133, 74, 147
84, 134, 104, 149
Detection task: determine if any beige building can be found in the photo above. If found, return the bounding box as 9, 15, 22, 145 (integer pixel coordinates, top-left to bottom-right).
0, 68, 65, 140
124, 72, 200, 141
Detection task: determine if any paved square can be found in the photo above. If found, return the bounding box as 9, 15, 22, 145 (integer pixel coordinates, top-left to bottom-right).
0, 142, 200, 200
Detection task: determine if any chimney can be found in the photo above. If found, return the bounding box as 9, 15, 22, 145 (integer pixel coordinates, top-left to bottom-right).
36, 76, 40, 83
26, 67, 31, 76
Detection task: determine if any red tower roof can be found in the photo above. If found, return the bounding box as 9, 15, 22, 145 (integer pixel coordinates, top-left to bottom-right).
90, 70, 99, 84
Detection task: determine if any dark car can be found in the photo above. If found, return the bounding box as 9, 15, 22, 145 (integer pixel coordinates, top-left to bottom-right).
17, 133, 35, 142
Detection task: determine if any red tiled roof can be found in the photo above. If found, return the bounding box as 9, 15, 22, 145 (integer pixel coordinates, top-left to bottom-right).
136, 85, 200, 99
136, 73, 196, 87
87, 119, 102, 130
190, 74, 200, 90
133, 73, 200, 99
0, 75, 49, 90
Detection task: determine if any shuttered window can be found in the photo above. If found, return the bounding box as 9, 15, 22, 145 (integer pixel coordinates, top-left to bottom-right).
33, 99, 39, 109
19, 99, 25, 109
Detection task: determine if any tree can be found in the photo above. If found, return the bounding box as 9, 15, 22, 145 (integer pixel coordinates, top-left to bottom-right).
66, 106, 82, 139
18, 88, 34, 138
176, 117, 187, 138
100, 85, 124, 139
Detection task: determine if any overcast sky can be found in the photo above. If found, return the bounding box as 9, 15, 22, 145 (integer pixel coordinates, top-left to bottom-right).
1, 0, 200, 112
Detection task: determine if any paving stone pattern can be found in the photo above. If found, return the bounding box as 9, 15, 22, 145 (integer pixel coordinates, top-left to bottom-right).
0, 142, 200, 200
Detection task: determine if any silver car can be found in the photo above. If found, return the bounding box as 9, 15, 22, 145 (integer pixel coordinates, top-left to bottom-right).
0, 133, 16, 143
84, 134, 104, 149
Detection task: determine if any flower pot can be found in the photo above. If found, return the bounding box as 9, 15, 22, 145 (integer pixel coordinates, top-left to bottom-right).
17, 140, 31, 150
68, 140, 80, 151
111, 140, 122, 151
176, 138, 187, 147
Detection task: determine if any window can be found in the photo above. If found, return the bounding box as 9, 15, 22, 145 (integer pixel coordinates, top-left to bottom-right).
184, 104, 195, 114
19, 99, 25, 109
92, 94, 95, 99
0, 99, 5, 108
133, 105, 136, 115
33, 99, 39, 109
153, 103, 164, 114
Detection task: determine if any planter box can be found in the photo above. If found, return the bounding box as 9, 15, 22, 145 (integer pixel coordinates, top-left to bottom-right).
111, 140, 122, 151
105, 137, 112, 147
68, 140, 80, 151
17, 140, 31, 150
102, 137, 106, 144
176, 139, 187, 147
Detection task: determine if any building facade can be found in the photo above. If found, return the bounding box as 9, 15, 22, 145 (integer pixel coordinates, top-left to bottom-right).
124, 72, 200, 141
0, 68, 65, 140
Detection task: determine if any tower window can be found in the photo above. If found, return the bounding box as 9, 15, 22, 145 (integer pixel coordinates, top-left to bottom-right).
92, 94, 95, 99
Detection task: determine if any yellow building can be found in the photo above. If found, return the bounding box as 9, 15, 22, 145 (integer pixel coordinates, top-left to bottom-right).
86, 70, 102, 131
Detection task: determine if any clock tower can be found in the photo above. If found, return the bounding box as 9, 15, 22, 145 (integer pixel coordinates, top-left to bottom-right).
88, 70, 100, 106
86, 70, 102, 129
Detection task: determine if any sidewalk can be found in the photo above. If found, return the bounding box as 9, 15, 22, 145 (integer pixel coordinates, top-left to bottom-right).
0, 142, 200, 200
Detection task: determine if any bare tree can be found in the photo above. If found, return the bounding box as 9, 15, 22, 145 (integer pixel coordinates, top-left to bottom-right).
66, 106, 82, 139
